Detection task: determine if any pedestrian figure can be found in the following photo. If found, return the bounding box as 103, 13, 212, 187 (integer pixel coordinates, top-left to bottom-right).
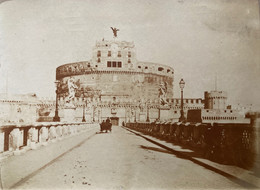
105, 117, 112, 133
106, 117, 111, 123
100, 120, 105, 132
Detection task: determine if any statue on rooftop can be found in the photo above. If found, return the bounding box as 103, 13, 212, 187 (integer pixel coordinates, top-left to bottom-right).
111, 27, 119, 38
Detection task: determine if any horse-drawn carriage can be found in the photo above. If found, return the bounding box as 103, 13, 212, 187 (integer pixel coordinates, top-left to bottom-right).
100, 119, 112, 133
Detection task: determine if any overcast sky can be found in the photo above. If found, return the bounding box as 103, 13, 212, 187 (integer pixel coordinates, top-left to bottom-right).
0, 0, 259, 109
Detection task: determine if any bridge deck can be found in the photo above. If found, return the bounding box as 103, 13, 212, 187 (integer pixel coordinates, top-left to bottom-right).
1, 126, 259, 189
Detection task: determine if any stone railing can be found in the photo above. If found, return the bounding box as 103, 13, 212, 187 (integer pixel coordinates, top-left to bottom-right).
0, 122, 98, 156
125, 119, 260, 168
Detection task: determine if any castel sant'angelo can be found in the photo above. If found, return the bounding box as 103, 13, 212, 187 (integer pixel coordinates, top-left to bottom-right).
55, 28, 176, 125
0, 29, 250, 124
55, 28, 247, 125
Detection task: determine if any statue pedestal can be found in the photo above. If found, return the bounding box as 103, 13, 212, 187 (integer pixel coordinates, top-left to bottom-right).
139, 113, 146, 122
63, 105, 76, 123
159, 106, 170, 121
85, 112, 92, 123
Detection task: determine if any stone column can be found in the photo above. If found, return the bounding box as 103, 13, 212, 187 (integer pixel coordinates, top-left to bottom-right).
10, 128, 21, 155
40, 127, 49, 146
49, 126, 57, 142
62, 125, 68, 136
3, 130, 11, 152
56, 125, 62, 140
28, 127, 38, 149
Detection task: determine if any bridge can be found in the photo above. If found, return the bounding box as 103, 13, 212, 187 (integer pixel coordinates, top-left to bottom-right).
0, 120, 259, 189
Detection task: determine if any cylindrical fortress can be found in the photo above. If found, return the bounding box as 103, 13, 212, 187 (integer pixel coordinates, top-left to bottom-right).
204, 91, 227, 110
56, 39, 174, 124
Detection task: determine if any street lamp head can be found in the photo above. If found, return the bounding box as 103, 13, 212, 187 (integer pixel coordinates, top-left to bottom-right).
179, 78, 185, 90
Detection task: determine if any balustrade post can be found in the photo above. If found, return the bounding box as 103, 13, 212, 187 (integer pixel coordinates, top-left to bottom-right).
28, 127, 38, 149
4, 129, 11, 152
69, 125, 74, 135
37, 127, 41, 143
10, 128, 20, 154
49, 126, 57, 142
40, 127, 49, 146
56, 125, 62, 140
62, 125, 68, 136
23, 128, 29, 147
77, 125, 81, 133
73, 125, 77, 135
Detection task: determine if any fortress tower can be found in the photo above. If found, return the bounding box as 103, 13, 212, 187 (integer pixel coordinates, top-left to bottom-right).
55, 38, 174, 124
204, 91, 227, 110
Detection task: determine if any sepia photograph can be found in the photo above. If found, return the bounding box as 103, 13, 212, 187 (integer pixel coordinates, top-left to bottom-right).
0, 0, 260, 189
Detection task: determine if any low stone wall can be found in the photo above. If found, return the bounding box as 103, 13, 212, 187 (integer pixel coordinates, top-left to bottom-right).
126, 121, 259, 168
0, 122, 99, 157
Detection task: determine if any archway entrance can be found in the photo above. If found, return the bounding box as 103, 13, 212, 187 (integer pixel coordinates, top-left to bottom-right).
110, 117, 119, 126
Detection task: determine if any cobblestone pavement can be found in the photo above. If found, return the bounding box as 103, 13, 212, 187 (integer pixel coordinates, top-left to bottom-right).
6, 126, 249, 189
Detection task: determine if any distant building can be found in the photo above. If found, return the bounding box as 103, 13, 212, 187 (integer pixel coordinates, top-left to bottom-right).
55, 38, 251, 125
204, 91, 227, 110
169, 98, 204, 121
0, 93, 55, 124
56, 39, 174, 124
187, 91, 250, 124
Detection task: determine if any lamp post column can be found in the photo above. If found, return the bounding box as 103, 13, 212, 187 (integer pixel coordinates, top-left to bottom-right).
134, 107, 137, 123
82, 98, 86, 122
81, 90, 86, 122
53, 80, 60, 122
158, 107, 160, 121
128, 107, 131, 123
93, 105, 95, 122
146, 101, 150, 122
179, 78, 185, 122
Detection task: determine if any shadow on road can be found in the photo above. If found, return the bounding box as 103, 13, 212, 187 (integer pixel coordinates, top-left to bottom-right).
95, 131, 112, 134
140, 145, 174, 155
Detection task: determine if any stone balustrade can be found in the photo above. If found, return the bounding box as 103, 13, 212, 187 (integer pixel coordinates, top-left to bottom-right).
0, 122, 98, 156
125, 119, 260, 167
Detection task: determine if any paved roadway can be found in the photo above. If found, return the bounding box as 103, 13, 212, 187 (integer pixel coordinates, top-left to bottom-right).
16, 126, 242, 189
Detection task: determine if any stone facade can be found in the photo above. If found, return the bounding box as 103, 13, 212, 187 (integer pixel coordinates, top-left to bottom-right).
204, 91, 227, 110
55, 39, 175, 124
55, 39, 248, 124
187, 91, 250, 124
0, 93, 55, 124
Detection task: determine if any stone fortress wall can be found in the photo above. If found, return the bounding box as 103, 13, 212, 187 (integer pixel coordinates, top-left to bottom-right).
55, 39, 251, 124
56, 39, 174, 106
204, 91, 227, 110
55, 39, 176, 123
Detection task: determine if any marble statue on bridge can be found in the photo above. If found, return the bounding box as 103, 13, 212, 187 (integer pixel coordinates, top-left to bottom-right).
65, 77, 78, 107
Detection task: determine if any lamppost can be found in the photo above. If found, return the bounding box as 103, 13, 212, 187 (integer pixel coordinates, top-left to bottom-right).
179, 78, 185, 122
93, 102, 95, 122
128, 107, 131, 123
81, 89, 86, 122
134, 106, 137, 122
53, 80, 60, 122
92, 91, 100, 122
146, 100, 150, 122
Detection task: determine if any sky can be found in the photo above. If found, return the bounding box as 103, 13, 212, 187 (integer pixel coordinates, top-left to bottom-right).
0, 0, 260, 109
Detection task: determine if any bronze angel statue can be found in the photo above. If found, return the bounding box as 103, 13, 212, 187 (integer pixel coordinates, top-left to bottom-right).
111, 27, 119, 38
